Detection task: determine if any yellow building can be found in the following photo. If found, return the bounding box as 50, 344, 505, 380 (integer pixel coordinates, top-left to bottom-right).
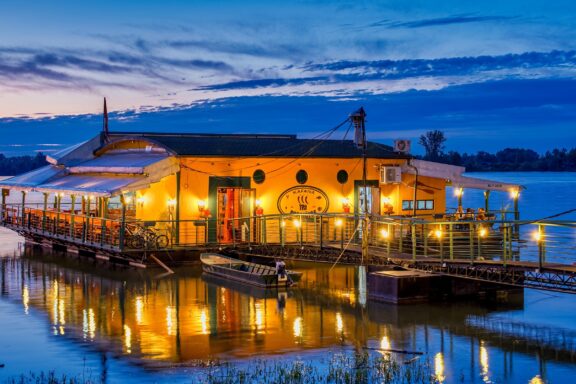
0, 117, 522, 250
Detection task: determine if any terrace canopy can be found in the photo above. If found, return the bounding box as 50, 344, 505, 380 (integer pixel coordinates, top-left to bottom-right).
402, 159, 523, 192
0, 152, 179, 197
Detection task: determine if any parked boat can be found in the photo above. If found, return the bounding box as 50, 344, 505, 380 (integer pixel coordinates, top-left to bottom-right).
200, 253, 302, 288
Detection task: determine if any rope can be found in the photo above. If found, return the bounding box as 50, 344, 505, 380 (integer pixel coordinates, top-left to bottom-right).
329, 222, 361, 272
516, 208, 576, 226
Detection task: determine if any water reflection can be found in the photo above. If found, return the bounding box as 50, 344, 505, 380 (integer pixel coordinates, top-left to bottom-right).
0, 250, 575, 383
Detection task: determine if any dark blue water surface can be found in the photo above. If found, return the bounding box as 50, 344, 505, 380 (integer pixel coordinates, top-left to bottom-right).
0, 172, 575, 383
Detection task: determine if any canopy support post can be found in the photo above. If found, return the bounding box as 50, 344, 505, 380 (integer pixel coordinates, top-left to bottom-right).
42, 192, 48, 231
175, 171, 181, 246
119, 196, 127, 251
1, 189, 8, 223
70, 195, 76, 238
21, 191, 26, 225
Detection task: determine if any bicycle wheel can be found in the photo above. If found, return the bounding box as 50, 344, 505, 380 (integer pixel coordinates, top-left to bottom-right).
155, 234, 169, 248
129, 235, 145, 249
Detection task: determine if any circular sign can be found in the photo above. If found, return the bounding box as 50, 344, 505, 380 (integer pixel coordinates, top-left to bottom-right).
277, 186, 329, 214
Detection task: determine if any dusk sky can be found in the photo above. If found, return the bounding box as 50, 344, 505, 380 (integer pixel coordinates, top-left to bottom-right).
1, 0, 575, 156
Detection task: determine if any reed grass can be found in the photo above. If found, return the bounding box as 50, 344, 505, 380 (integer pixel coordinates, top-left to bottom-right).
7, 351, 438, 384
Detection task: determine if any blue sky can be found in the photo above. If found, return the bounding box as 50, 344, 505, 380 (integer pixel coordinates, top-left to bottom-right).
0, 0, 575, 155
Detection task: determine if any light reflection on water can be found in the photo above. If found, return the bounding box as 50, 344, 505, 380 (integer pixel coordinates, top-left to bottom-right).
0, 173, 575, 383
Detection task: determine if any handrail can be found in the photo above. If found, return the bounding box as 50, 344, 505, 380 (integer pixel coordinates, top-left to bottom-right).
2, 204, 575, 269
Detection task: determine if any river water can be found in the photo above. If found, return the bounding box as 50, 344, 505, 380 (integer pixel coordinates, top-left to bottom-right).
0, 172, 575, 383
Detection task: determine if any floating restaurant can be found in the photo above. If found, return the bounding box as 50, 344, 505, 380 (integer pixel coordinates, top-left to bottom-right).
0, 106, 523, 265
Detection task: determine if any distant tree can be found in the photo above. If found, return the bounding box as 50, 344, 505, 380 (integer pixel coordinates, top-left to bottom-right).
419, 130, 446, 161
0, 152, 48, 176
444, 151, 462, 166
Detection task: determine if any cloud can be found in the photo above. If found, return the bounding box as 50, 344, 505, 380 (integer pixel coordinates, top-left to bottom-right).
195, 50, 576, 93
383, 14, 516, 29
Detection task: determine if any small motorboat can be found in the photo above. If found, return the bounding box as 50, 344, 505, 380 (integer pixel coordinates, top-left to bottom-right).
200, 253, 302, 288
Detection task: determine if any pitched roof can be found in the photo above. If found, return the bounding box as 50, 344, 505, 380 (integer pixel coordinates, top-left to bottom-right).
107, 132, 409, 159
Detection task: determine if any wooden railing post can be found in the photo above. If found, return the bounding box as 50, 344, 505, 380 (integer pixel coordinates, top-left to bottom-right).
299, 214, 303, 247
386, 223, 391, 257
423, 223, 428, 258
100, 219, 106, 247
469, 222, 474, 261
319, 215, 323, 249
502, 224, 508, 263
262, 217, 267, 245
42, 193, 48, 232
398, 223, 403, 254
449, 223, 454, 260
411, 223, 417, 261
280, 215, 285, 247
118, 201, 127, 251
70, 195, 76, 238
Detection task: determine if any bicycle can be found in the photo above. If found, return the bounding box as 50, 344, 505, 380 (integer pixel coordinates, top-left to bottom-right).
126, 223, 170, 249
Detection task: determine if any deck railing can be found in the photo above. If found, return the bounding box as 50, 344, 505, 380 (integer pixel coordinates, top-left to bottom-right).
2, 203, 574, 267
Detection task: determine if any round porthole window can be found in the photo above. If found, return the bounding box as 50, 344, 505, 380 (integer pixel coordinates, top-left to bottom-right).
253, 169, 265, 184
296, 170, 308, 184
337, 170, 348, 184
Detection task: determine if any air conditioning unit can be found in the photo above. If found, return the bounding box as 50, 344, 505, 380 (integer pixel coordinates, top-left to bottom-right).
394, 139, 411, 153
380, 166, 402, 184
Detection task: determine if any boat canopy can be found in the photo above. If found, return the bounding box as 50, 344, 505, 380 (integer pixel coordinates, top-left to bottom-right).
402, 159, 523, 192
0, 152, 179, 197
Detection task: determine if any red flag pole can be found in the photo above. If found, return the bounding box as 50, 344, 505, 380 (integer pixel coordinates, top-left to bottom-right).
103, 97, 109, 135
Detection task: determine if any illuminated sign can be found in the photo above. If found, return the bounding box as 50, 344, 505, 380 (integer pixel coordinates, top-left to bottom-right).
277, 186, 329, 214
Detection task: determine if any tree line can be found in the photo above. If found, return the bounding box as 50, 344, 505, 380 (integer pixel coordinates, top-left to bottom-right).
0, 153, 48, 176
418, 130, 576, 171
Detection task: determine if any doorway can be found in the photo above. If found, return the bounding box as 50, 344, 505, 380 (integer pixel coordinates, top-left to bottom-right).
208, 176, 251, 243
355, 180, 380, 240
216, 187, 254, 243
355, 180, 380, 216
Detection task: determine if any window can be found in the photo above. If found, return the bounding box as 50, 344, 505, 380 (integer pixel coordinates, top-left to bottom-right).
402, 199, 434, 211
296, 169, 308, 184
252, 169, 265, 184
336, 170, 348, 184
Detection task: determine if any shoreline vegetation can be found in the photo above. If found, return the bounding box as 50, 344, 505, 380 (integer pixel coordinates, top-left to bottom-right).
418, 130, 576, 171
1, 143, 575, 177
6, 352, 441, 384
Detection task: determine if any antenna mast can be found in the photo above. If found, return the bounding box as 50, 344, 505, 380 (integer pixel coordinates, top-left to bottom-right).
350, 107, 369, 264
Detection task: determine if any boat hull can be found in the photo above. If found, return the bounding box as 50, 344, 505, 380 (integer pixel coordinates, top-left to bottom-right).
200, 253, 301, 289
